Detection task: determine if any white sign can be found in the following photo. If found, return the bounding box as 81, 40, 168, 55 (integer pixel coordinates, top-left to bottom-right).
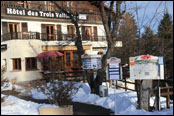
107, 57, 121, 64
6, 8, 75, 19
106, 57, 122, 80
129, 55, 164, 80
115, 41, 123, 47
82, 55, 101, 69
79, 14, 87, 20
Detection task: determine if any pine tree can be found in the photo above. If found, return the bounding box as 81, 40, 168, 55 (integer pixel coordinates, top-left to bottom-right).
157, 11, 173, 79
114, 12, 138, 64
141, 26, 156, 55
158, 12, 173, 40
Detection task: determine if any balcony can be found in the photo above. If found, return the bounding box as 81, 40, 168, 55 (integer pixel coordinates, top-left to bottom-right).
1, 32, 106, 42
1, 1, 101, 15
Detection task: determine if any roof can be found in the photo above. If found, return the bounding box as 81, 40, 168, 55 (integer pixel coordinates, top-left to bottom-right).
89, 1, 116, 14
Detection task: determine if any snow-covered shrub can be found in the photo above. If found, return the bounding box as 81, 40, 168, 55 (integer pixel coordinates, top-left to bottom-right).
1, 66, 9, 103
35, 80, 80, 106
1, 66, 9, 91
34, 57, 81, 106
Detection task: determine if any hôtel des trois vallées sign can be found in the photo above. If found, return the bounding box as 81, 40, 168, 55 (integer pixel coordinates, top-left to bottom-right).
6, 8, 87, 19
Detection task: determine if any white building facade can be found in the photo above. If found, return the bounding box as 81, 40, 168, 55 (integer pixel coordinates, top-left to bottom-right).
1, 1, 122, 82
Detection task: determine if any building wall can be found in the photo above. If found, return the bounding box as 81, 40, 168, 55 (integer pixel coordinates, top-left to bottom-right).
1, 1, 110, 82
1, 19, 105, 38
1, 40, 43, 82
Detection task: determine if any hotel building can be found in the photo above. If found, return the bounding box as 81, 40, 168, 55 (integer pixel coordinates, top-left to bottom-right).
1, 1, 122, 82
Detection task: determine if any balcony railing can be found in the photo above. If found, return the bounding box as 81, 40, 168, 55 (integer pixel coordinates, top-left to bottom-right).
2, 32, 106, 42
1, 1, 100, 15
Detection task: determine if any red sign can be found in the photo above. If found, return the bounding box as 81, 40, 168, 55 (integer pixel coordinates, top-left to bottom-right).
141, 55, 151, 60
129, 58, 135, 66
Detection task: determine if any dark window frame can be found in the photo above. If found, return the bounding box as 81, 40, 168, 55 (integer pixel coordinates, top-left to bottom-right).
12, 58, 21, 71
25, 57, 37, 71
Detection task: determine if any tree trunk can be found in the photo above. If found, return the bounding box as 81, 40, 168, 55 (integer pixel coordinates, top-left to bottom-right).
139, 80, 152, 111
85, 70, 95, 93
92, 46, 115, 94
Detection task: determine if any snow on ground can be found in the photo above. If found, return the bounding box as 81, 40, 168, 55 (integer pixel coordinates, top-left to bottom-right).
1, 82, 173, 115
1, 95, 41, 115
73, 85, 173, 115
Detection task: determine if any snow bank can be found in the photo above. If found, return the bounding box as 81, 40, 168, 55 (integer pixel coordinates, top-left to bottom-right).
1, 95, 41, 115
73, 83, 173, 115
1, 82, 173, 115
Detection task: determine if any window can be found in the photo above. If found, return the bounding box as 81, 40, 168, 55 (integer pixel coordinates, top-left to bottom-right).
41, 24, 56, 40
8, 22, 20, 39
82, 26, 92, 41
12, 58, 21, 71
67, 25, 75, 35
66, 1, 73, 8
45, 1, 55, 11
25, 57, 37, 70
67, 25, 75, 39
18, 1, 31, 9
66, 53, 71, 66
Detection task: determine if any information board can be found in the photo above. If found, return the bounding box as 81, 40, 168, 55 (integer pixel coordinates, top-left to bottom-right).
106, 57, 122, 80
82, 55, 101, 69
129, 55, 164, 80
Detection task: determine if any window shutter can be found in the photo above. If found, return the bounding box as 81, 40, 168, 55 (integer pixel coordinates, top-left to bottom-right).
2, 22, 8, 34
81, 26, 86, 40
93, 26, 98, 41
22, 23, 28, 32
41, 24, 46, 40
2, 22, 9, 41
57, 25, 62, 40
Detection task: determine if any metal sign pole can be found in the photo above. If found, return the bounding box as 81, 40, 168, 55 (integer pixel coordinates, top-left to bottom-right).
157, 80, 161, 111
114, 80, 117, 115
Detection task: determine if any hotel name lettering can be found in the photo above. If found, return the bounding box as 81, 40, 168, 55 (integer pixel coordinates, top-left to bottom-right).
6, 8, 75, 19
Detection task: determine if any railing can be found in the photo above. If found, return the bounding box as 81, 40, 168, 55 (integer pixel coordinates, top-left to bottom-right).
151, 86, 173, 109
41, 70, 85, 82
2, 32, 106, 42
1, 1, 101, 15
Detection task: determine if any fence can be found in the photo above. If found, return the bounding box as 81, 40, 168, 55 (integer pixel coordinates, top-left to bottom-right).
2, 32, 106, 42
63, 70, 85, 82
151, 85, 173, 108
41, 70, 85, 82
115, 79, 136, 91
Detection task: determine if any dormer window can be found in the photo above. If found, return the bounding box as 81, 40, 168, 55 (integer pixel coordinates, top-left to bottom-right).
18, 1, 31, 9
45, 1, 55, 11
66, 1, 72, 7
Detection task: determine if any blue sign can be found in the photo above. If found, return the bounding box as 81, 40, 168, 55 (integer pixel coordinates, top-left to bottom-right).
158, 57, 164, 65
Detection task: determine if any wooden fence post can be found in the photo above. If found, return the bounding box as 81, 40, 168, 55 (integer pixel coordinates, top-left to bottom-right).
156, 80, 161, 111
166, 83, 170, 109
116, 80, 118, 89
125, 78, 127, 91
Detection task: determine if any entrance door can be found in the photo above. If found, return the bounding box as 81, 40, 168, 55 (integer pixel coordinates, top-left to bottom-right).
64, 51, 73, 71
8, 23, 20, 39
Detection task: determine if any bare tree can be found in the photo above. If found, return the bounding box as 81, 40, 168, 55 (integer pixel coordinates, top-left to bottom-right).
51, 1, 125, 94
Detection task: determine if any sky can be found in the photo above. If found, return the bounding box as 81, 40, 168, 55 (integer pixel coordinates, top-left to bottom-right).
105, 1, 173, 34
125, 1, 173, 34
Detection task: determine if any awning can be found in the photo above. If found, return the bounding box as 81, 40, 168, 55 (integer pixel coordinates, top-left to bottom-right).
36, 51, 63, 58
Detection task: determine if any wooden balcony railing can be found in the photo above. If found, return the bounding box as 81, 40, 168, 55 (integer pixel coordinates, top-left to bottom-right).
1, 1, 100, 15
1, 32, 106, 42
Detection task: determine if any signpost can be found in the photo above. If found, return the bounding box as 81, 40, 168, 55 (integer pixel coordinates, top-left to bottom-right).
129, 55, 164, 111
106, 57, 122, 80
129, 55, 164, 80
106, 57, 122, 115
81, 54, 101, 70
